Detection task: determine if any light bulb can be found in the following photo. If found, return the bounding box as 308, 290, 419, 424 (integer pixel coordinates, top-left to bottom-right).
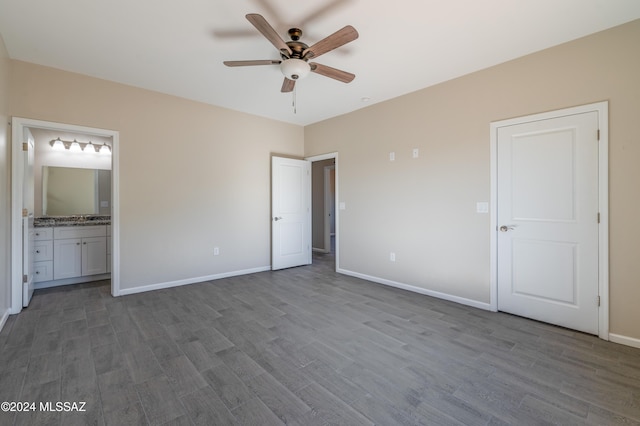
69, 141, 82, 152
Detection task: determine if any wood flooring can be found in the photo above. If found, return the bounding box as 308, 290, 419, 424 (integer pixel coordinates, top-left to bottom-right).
1, 251, 639, 425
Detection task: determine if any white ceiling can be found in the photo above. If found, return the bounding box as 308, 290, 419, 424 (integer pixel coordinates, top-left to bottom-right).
1, 0, 639, 126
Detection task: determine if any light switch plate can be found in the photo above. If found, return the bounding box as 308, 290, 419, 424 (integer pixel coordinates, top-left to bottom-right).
389, 152, 395, 161
476, 202, 489, 213
339, 202, 346, 210
412, 148, 419, 158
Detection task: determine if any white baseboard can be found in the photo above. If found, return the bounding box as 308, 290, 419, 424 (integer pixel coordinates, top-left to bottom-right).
118, 266, 271, 296
337, 268, 492, 311
0, 308, 10, 333
609, 333, 640, 349
312, 247, 330, 253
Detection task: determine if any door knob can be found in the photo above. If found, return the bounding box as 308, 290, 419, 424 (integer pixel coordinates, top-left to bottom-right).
274, 217, 283, 221
499, 225, 516, 232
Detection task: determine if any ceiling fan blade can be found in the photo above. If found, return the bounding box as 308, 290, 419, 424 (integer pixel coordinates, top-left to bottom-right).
310, 63, 355, 83
224, 60, 281, 67
302, 25, 358, 59
246, 14, 292, 57
281, 78, 296, 93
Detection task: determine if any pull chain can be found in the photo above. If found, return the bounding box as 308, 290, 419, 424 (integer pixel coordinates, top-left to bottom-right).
292, 84, 297, 114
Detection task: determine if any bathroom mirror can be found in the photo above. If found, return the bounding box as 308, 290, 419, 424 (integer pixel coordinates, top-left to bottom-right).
42, 166, 111, 216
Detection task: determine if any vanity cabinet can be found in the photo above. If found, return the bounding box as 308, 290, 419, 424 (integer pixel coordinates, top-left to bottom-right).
34, 227, 54, 282
52, 226, 108, 280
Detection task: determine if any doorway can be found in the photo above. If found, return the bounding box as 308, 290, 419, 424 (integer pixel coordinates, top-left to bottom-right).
308, 153, 338, 271
490, 102, 609, 339
10, 117, 120, 313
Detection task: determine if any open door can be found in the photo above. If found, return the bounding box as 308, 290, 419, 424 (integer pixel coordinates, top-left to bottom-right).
22, 128, 35, 307
271, 156, 311, 270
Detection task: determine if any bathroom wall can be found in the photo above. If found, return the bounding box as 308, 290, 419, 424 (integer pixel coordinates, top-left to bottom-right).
30, 128, 112, 216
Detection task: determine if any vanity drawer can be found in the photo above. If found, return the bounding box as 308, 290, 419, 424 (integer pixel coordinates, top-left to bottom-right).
34, 227, 54, 241
34, 240, 53, 262
34, 261, 54, 282
54, 225, 106, 239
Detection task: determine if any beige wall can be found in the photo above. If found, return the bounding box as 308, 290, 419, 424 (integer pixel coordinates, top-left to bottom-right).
10, 61, 304, 291
305, 20, 640, 339
0, 34, 10, 317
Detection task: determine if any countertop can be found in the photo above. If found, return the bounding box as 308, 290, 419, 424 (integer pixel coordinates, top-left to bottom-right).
34, 216, 111, 228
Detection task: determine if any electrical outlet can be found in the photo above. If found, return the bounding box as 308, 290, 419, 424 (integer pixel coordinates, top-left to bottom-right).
213, 247, 220, 256
390, 252, 396, 262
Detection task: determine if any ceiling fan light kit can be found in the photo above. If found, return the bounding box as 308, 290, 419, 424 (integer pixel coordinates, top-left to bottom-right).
280, 59, 311, 80
223, 13, 358, 101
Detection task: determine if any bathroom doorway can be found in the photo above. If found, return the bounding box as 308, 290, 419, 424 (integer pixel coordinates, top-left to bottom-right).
10, 117, 119, 313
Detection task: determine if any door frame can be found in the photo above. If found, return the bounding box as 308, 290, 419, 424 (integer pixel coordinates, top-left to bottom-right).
306, 152, 339, 271
489, 101, 609, 340
323, 164, 335, 254
10, 117, 120, 313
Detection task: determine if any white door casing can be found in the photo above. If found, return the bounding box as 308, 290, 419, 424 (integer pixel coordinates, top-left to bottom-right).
271, 156, 311, 270
324, 165, 335, 254
22, 129, 35, 307
307, 152, 339, 271
490, 102, 609, 339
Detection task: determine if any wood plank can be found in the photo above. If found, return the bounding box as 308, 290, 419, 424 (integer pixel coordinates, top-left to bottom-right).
1, 254, 639, 425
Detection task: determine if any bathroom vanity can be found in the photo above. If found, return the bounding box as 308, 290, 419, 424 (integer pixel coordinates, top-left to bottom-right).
33, 216, 111, 288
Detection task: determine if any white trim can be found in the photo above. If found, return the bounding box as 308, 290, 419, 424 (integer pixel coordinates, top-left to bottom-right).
305, 152, 336, 162
118, 266, 271, 296
306, 152, 339, 271
0, 308, 10, 332
10, 117, 120, 312
337, 268, 492, 311
609, 333, 640, 350
489, 101, 609, 340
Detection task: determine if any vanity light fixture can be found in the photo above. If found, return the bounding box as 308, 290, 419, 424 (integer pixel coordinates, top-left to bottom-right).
86, 141, 99, 153
69, 139, 83, 152
49, 137, 111, 155
99, 143, 111, 154
50, 137, 65, 150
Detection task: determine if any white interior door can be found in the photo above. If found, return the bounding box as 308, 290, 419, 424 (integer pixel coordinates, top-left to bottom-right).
496, 111, 600, 334
272, 156, 311, 270
22, 129, 35, 307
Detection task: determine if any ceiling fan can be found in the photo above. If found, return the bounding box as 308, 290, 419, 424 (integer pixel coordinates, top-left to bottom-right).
223, 14, 358, 93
